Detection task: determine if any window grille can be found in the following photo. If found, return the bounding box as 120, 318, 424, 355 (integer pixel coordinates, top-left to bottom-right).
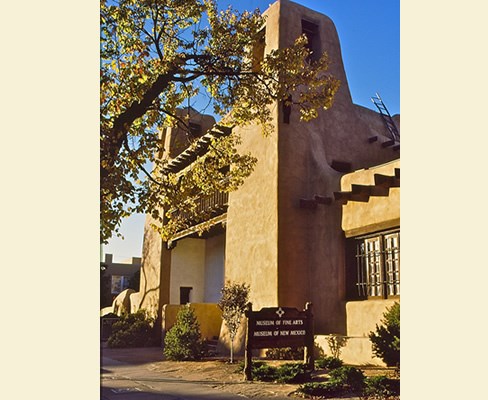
354, 230, 400, 298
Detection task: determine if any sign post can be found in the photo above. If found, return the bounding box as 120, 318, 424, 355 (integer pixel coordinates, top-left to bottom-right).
243, 302, 314, 380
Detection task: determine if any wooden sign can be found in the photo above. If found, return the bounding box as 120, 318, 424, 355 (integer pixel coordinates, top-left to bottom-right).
243, 302, 314, 380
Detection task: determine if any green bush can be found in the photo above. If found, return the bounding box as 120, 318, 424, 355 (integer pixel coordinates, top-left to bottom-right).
328, 366, 365, 391
315, 356, 343, 370
266, 347, 304, 360
235, 360, 266, 373
369, 302, 400, 367
240, 361, 311, 383
275, 363, 311, 383
163, 305, 207, 361
296, 381, 343, 398
107, 310, 157, 348
252, 364, 279, 382
364, 375, 400, 398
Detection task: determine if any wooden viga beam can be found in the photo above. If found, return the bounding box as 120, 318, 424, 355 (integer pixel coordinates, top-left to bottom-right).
299, 198, 318, 209
374, 173, 400, 189
314, 195, 333, 205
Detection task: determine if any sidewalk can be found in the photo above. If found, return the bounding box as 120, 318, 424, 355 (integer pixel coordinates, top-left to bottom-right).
100, 344, 298, 400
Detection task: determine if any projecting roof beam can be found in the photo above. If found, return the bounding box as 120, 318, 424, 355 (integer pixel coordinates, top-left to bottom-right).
314, 195, 333, 205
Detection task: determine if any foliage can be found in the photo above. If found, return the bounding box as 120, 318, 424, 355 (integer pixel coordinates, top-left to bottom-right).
107, 309, 158, 348
235, 360, 266, 373
252, 363, 279, 382
241, 361, 310, 383
100, 0, 340, 242
328, 365, 365, 391
326, 333, 348, 359
315, 356, 343, 370
266, 346, 304, 360
296, 381, 344, 398
274, 363, 311, 383
364, 375, 400, 398
163, 304, 207, 360
218, 281, 250, 363
369, 302, 400, 367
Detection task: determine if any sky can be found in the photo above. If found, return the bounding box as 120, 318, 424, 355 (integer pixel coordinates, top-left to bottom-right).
103, 0, 400, 262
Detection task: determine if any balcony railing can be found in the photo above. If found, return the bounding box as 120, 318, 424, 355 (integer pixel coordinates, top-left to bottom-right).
170, 191, 229, 237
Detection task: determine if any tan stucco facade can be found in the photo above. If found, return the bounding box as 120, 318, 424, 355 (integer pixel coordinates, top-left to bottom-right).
341, 160, 400, 238
135, 0, 400, 365
225, 0, 399, 335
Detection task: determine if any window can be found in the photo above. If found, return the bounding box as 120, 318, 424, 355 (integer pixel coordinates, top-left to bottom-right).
282, 94, 292, 124
111, 275, 130, 295
301, 20, 320, 62
349, 230, 400, 299
180, 287, 193, 304
252, 28, 266, 72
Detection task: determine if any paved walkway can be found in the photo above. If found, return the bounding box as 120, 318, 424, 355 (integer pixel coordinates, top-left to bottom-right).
100, 346, 294, 400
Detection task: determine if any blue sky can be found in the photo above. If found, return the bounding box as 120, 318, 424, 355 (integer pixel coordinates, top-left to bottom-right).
103, 0, 400, 262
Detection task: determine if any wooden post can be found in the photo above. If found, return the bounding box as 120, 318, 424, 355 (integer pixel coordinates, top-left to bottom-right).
303, 302, 314, 371
243, 302, 253, 381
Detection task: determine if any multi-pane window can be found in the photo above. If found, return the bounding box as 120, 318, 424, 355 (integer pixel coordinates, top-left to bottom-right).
353, 230, 400, 299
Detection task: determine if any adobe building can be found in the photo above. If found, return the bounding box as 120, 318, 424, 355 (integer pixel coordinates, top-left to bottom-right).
133, 0, 400, 365
101, 253, 141, 298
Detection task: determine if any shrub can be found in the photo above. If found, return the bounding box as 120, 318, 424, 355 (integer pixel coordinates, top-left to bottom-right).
240, 361, 311, 383
296, 381, 343, 398
107, 310, 157, 348
315, 356, 343, 370
275, 363, 311, 383
163, 305, 207, 361
328, 366, 365, 391
252, 364, 279, 382
369, 302, 400, 367
266, 347, 304, 360
326, 334, 348, 359
364, 375, 400, 398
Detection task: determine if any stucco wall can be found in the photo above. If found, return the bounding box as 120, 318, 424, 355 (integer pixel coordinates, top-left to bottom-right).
341, 160, 400, 237
273, 0, 399, 335
204, 234, 225, 303
224, 2, 281, 311
314, 299, 398, 366
138, 215, 169, 320
169, 238, 206, 304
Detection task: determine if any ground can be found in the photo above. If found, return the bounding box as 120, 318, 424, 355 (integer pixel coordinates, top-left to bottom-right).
101, 346, 399, 399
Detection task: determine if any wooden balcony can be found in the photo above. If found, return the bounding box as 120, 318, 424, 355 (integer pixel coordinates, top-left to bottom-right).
169, 191, 229, 242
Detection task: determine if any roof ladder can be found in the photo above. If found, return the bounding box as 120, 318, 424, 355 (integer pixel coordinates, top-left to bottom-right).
371, 93, 400, 142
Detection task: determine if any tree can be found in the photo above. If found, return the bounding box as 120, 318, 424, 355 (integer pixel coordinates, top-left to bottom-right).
218, 281, 250, 363
100, 0, 340, 242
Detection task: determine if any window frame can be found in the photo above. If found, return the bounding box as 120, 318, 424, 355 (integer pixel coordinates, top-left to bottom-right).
351, 229, 400, 300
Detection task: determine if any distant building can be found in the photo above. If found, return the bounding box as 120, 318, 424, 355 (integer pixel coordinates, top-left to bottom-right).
134, 0, 399, 365
102, 253, 141, 297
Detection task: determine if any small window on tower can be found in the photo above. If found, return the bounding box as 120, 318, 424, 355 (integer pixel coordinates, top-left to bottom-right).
252, 28, 266, 72
301, 20, 320, 62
